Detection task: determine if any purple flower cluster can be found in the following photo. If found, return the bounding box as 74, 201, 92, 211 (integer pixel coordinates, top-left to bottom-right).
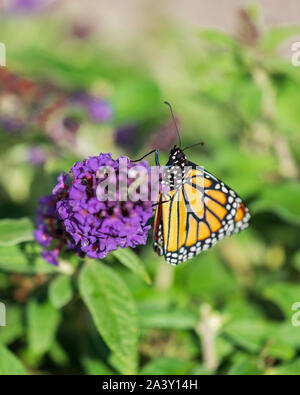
5, 0, 57, 14
0, 70, 113, 145
35, 153, 154, 265
114, 123, 139, 150
34, 194, 79, 266
70, 92, 113, 123
28, 146, 47, 165
85, 97, 113, 122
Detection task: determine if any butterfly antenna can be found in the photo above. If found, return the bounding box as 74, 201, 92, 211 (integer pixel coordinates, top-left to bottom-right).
182, 142, 204, 151
164, 101, 182, 148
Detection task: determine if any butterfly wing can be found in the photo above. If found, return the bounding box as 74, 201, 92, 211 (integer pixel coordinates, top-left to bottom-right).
153, 193, 164, 256
153, 164, 250, 265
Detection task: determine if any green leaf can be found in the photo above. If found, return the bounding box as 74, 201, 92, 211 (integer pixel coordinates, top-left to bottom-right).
79, 261, 138, 374
175, 252, 237, 302
113, 78, 161, 123
251, 182, 300, 225
82, 357, 114, 375
292, 250, 300, 272
261, 322, 300, 361
27, 300, 61, 357
138, 303, 197, 329
0, 245, 59, 274
268, 358, 300, 375
49, 341, 69, 367
203, 147, 277, 198
237, 82, 262, 121
0, 305, 24, 345
222, 319, 270, 353
267, 338, 294, 361
140, 357, 194, 375
0, 218, 34, 246
0, 343, 27, 375
264, 282, 300, 319
227, 354, 261, 375
190, 364, 213, 375
199, 29, 236, 48
263, 26, 300, 52
49, 275, 73, 309
216, 336, 234, 360
223, 299, 264, 321
112, 248, 151, 284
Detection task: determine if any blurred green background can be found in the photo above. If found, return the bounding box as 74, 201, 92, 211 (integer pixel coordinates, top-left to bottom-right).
1, 0, 300, 375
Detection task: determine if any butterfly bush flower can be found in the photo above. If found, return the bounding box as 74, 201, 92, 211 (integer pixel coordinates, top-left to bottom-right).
28, 146, 47, 165
71, 92, 113, 122
114, 123, 139, 150
151, 117, 180, 152
0, 70, 113, 142
85, 97, 113, 122
34, 193, 79, 266
35, 153, 155, 265
5, 0, 57, 14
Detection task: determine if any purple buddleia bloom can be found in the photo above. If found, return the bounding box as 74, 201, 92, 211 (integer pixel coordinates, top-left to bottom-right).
34, 192, 78, 265
28, 146, 46, 165
41, 249, 59, 266
114, 123, 139, 150
6, 0, 56, 14
55, 153, 153, 259
86, 97, 113, 122
0, 117, 24, 134
151, 117, 179, 152
71, 92, 113, 122
35, 153, 155, 265
63, 117, 80, 133
52, 171, 69, 194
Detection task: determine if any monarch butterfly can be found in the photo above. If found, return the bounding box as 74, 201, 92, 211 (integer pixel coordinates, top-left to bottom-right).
136, 102, 250, 265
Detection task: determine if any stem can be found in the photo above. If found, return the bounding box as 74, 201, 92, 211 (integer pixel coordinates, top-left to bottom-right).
274, 133, 299, 179
196, 304, 219, 372
154, 262, 174, 291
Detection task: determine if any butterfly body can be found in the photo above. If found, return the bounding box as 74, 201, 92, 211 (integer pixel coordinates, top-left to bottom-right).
163, 146, 188, 190
153, 145, 250, 265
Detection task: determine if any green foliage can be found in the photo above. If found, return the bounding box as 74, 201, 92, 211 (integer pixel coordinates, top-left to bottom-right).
0, 245, 59, 274
27, 300, 61, 358
112, 78, 162, 123
79, 261, 138, 374
252, 182, 300, 225
269, 359, 300, 375
0, 305, 24, 345
140, 357, 194, 375
0, 343, 27, 375
48, 275, 73, 309
264, 283, 300, 319
227, 354, 261, 375
82, 357, 114, 375
112, 248, 151, 285
138, 303, 198, 329
0, 218, 34, 246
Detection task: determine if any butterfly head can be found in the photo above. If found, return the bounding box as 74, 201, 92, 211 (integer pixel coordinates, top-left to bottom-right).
167, 145, 187, 167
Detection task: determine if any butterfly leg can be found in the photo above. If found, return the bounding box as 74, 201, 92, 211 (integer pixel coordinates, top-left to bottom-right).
152, 198, 171, 207
132, 149, 160, 166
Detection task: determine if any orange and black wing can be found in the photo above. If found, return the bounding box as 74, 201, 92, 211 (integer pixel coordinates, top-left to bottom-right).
153, 166, 250, 265
153, 192, 164, 256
